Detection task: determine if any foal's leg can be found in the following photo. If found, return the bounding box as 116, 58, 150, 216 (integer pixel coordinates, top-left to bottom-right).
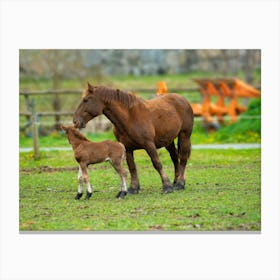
80, 163, 93, 200
165, 142, 179, 185
111, 158, 128, 199
175, 131, 191, 190
75, 165, 84, 200
126, 150, 140, 194
145, 142, 173, 194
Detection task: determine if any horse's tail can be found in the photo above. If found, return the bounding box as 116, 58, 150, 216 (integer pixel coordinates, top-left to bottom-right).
178, 133, 192, 160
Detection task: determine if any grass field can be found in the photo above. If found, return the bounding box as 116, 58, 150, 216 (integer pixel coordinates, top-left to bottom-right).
19, 148, 261, 232
19, 73, 261, 231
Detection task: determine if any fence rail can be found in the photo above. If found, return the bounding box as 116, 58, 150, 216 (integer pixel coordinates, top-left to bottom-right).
19, 87, 200, 117
19, 87, 202, 129
20, 111, 74, 117
20, 86, 261, 120
19, 87, 201, 96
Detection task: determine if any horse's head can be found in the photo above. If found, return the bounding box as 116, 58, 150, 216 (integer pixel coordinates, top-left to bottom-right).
73, 82, 104, 129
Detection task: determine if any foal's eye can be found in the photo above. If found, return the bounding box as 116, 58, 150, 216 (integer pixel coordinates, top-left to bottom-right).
83, 98, 88, 103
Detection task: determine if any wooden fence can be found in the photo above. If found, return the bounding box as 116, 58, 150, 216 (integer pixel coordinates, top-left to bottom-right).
20, 87, 199, 117
20, 88, 200, 158
19, 86, 260, 158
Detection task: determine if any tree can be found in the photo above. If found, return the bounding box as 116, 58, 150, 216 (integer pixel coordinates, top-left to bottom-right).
20, 50, 86, 129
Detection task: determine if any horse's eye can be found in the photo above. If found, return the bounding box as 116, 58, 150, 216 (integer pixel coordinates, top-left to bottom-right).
83, 98, 88, 103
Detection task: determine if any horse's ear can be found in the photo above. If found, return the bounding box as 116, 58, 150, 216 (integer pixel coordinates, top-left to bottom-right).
87, 81, 94, 93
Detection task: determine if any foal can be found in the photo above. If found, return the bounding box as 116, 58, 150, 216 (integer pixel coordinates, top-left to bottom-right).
61, 125, 127, 200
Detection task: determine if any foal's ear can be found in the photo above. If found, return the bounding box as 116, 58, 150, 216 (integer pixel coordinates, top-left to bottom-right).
61, 125, 68, 131
87, 81, 94, 93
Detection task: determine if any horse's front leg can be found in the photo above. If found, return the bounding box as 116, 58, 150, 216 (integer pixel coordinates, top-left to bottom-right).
126, 150, 140, 194
145, 142, 173, 194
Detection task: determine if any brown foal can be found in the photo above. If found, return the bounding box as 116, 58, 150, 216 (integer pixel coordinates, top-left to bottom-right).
62, 125, 127, 200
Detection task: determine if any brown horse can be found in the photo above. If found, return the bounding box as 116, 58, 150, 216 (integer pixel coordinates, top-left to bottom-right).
73, 82, 194, 194
61, 125, 127, 199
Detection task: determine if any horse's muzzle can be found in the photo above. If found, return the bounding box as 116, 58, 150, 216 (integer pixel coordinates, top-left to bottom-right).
73, 117, 85, 129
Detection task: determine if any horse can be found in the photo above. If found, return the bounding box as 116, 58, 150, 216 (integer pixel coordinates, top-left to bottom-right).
61, 125, 127, 200
73, 82, 194, 194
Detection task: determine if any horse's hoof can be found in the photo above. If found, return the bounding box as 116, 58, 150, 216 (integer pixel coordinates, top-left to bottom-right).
162, 184, 173, 194
173, 181, 185, 191
75, 192, 83, 200
127, 187, 139, 195
85, 191, 92, 200
116, 191, 127, 199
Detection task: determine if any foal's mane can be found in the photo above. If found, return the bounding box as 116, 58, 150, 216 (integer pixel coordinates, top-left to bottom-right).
68, 127, 89, 142
94, 86, 142, 108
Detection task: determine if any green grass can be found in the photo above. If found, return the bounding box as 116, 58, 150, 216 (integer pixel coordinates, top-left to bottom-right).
19, 127, 260, 150
19, 72, 261, 231
20, 71, 261, 90
20, 148, 261, 231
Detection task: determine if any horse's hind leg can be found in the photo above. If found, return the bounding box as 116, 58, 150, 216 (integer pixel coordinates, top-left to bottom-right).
145, 142, 173, 194
165, 142, 179, 185
175, 131, 191, 190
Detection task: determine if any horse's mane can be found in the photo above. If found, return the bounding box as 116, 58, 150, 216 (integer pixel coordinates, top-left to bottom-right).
94, 86, 142, 108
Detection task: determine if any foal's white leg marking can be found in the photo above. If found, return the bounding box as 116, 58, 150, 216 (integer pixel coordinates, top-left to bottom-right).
120, 175, 127, 192
80, 165, 92, 194
87, 181, 92, 193
119, 161, 127, 192
105, 157, 112, 163
77, 166, 83, 193
85, 167, 92, 194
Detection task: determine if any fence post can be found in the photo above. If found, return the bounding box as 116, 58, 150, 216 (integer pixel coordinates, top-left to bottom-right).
24, 95, 31, 123
30, 100, 40, 159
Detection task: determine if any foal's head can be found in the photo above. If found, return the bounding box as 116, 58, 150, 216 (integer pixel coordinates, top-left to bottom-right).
73, 82, 105, 129
61, 125, 89, 144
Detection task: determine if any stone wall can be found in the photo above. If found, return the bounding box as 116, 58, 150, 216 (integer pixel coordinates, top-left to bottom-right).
20, 49, 261, 81
80, 49, 261, 77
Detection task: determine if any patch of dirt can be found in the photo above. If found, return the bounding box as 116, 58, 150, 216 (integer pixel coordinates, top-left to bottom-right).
149, 225, 165, 230
20, 164, 112, 174
21, 166, 79, 174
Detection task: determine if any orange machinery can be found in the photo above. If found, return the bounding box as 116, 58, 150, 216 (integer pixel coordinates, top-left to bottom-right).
157, 79, 260, 130
157, 81, 168, 95
193, 78, 260, 123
